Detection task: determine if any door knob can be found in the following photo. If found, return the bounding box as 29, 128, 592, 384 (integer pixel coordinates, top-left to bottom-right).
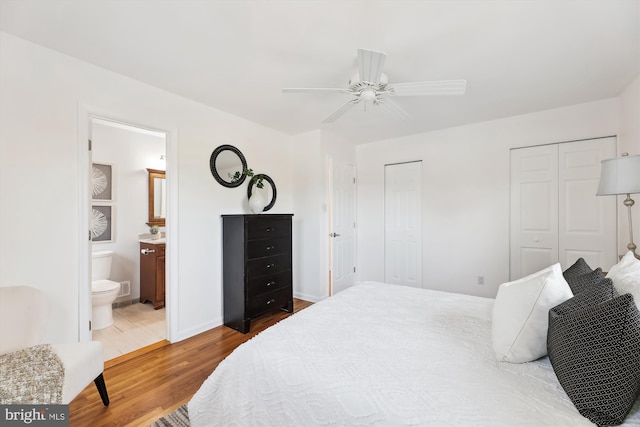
330, 232, 341, 237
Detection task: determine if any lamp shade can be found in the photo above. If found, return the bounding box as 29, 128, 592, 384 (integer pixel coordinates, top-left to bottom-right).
597, 154, 640, 196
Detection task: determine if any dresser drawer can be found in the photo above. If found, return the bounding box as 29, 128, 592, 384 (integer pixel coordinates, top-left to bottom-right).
247, 236, 290, 259
246, 287, 292, 317
246, 254, 290, 277
246, 218, 290, 240
247, 270, 290, 297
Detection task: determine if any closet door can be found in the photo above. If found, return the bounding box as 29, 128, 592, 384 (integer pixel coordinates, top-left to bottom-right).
510, 145, 559, 279
384, 161, 422, 287
559, 137, 617, 270
510, 137, 618, 280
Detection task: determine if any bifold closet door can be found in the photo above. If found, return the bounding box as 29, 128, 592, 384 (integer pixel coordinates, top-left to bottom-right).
510, 137, 617, 280
558, 137, 616, 270
510, 145, 559, 279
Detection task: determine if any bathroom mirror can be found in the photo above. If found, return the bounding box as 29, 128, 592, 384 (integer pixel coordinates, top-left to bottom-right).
210, 144, 248, 188
147, 168, 166, 227
247, 174, 277, 212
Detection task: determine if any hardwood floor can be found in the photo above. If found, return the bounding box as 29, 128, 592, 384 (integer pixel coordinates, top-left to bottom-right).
69, 298, 313, 427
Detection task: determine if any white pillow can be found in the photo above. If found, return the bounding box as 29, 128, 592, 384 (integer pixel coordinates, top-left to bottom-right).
492, 263, 573, 363
606, 251, 640, 305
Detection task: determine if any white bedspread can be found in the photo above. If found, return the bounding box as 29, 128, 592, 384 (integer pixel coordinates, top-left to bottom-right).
188, 282, 640, 426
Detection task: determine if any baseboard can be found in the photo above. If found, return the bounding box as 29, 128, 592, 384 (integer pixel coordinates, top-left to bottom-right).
293, 292, 324, 303
112, 298, 141, 309
173, 317, 223, 343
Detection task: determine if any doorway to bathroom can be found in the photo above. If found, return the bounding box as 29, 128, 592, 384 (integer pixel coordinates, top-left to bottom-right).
88, 117, 168, 362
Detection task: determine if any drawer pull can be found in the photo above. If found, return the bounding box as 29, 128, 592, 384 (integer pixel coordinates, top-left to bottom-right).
266, 281, 276, 287
266, 227, 274, 233
266, 245, 275, 251
266, 263, 275, 269
266, 299, 276, 305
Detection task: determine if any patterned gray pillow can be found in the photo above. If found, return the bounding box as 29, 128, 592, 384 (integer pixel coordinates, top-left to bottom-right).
551, 278, 617, 316
547, 292, 640, 425
565, 267, 605, 295
562, 257, 593, 282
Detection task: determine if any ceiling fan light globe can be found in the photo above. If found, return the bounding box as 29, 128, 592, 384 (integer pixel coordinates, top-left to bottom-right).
360, 89, 376, 102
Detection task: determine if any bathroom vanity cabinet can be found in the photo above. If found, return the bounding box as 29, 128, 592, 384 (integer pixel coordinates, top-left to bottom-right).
140, 241, 165, 309
222, 214, 294, 333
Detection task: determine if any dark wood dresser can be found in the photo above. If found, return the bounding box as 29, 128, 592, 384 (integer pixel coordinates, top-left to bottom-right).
140, 241, 165, 309
222, 214, 293, 333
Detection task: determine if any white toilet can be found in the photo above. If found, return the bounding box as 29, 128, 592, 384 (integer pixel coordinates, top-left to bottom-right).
91, 250, 121, 330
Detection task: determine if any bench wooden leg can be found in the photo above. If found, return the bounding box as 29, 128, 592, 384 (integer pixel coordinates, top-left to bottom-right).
94, 373, 110, 406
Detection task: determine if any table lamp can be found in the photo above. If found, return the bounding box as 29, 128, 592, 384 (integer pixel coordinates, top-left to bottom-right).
597, 153, 640, 259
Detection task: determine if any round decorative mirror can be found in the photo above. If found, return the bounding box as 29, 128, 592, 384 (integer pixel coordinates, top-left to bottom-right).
247, 174, 277, 212
210, 145, 248, 188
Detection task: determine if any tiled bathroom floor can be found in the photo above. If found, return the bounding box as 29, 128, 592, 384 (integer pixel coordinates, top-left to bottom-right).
93, 302, 166, 361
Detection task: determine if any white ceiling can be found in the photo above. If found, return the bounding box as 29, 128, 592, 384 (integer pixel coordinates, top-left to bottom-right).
1, 0, 638, 144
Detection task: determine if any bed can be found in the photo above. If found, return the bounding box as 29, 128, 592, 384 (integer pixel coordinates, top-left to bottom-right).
188, 281, 640, 426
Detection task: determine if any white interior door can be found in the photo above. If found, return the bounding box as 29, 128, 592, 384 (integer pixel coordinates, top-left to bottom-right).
384, 161, 422, 287
330, 159, 356, 295
510, 145, 559, 279
559, 137, 617, 270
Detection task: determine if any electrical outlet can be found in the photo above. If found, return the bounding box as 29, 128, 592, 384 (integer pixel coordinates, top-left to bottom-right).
477, 275, 485, 285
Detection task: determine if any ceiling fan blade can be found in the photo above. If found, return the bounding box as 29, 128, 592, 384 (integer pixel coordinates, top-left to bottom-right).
376, 98, 412, 121
282, 87, 349, 94
387, 79, 467, 96
322, 99, 360, 123
357, 49, 386, 84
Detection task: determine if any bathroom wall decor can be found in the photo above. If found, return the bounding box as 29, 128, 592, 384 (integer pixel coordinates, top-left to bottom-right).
92, 205, 114, 242
92, 163, 113, 201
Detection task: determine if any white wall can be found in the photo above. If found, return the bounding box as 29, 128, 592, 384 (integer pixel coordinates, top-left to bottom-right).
620, 74, 640, 154
291, 130, 325, 301
0, 32, 293, 343
618, 74, 640, 254
356, 98, 622, 298
91, 122, 166, 301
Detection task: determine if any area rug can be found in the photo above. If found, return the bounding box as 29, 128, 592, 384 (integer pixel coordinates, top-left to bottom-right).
150, 404, 190, 427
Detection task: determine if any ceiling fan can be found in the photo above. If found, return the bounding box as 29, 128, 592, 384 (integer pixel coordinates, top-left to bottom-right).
282, 48, 466, 123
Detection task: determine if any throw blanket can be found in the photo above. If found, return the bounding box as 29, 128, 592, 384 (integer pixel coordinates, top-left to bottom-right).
0, 344, 64, 404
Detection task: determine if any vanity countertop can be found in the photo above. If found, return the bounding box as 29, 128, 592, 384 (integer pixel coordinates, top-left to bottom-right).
139, 238, 166, 244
